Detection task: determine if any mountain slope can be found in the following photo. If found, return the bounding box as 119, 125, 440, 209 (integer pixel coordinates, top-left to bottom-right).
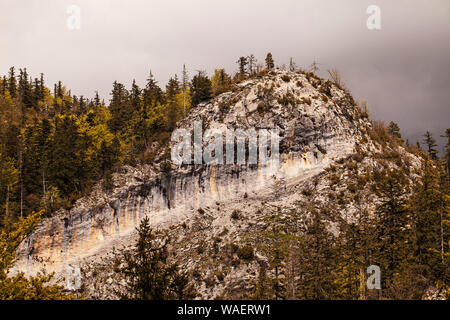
14, 70, 430, 299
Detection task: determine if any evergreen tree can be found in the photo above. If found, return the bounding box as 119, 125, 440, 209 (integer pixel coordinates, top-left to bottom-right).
297, 210, 337, 299
441, 129, 450, 179
18, 68, 33, 109
0, 76, 6, 95
108, 81, 130, 134
423, 131, 438, 160
39, 73, 45, 102
49, 116, 90, 200
190, 71, 212, 107
387, 121, 402, 140
97, 136, 120, 190
410, 158, 447, 283
265, 53, 275, 69
372, 168, 412, 297
8, 67, 17, 98
114, 216, 189, 300
165, 76, 180, 103
94, 91, 101, 107
237, 56, 248, 75
211, 69, 231, 95
143, 71, 164, 108
130, 79, 142, 109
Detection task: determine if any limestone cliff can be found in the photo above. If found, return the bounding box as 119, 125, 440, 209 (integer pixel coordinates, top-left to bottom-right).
14, 70, 379, 297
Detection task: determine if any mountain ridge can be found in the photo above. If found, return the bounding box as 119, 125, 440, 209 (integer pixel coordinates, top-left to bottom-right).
13, 69, 429, 299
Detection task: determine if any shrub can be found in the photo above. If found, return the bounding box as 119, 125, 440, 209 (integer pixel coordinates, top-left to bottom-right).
237, 245, 254, 261
197, 208, 205, 215
347, 183, 357, 193
215, 271, 225, 281
257, 102, 267, 113
301, 97, 312, 105
231, 210, 240, 220
277, 93, 297, 106
196, 242, 205, 254
281, 75, 291, 82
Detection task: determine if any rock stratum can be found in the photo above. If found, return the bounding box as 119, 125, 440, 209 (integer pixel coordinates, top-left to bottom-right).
14, 70, 409, 298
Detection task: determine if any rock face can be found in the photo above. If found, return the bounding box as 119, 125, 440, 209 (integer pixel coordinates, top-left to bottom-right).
14, 70, 371, 296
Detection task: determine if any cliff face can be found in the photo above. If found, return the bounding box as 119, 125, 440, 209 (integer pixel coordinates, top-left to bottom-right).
14, 70, 371, 294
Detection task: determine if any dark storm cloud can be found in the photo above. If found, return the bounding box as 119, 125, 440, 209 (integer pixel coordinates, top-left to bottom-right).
1, 0, 449, 150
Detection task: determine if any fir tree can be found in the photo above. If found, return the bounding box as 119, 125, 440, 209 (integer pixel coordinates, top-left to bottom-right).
190, 71, 212, 107
265, 53, 275, 69
237, 56, 248, 75
423, 131, 438, 160
387, 121, 402, 140
114, 216, 189, 300
8, 67, 17, 98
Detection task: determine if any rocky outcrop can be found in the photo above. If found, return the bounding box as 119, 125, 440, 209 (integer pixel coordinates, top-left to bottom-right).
14, 70, 370, 293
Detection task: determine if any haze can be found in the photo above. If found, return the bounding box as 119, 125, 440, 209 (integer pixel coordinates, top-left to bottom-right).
1, 0, 449, 150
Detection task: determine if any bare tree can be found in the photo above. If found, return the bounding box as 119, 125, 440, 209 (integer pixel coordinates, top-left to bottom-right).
248, 54, 257, 75
309, 59, 320, 73
289, 57, 297, 71
327, 68, 346, 88
182, 64, 189, 115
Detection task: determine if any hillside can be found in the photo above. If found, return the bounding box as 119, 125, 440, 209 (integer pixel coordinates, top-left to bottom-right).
1, 66, 448, 300
9, 69, 448, 300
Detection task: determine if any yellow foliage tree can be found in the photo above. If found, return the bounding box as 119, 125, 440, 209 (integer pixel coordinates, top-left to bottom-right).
0, 211, 76, 300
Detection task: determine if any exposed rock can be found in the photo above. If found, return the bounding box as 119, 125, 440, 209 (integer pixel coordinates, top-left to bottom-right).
14, 70, 396, 299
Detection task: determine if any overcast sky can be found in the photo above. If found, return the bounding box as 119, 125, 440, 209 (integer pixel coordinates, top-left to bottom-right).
1, 0, 449, 151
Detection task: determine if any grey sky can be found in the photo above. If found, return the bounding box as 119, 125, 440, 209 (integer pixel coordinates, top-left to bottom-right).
1, 0, 449, 150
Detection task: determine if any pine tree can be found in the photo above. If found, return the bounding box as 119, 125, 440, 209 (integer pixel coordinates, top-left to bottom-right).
0, 154, 19, 230
94, 91, 101, 107
237, 56, 248, 75
114, 216, 189, 300
39, 73, 45, 102
211, 69, 231, 95
0, 76, 6, 96
297, 210, 337, 299
108, 81, 130, 134
18, 68, 33, 109
130, 79, 142, 109
410, 157, 447, 284
8, 67, 17, 98
49, 116, 89, 199
441, 129, 450, 180
372, 168, 413, 297
190, 71, 212, 107
387, 121, 402, 140
143, 71, 164, 108
265, 53, 274, 69
165, 76, 180, 103
423, 131, 438, 160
